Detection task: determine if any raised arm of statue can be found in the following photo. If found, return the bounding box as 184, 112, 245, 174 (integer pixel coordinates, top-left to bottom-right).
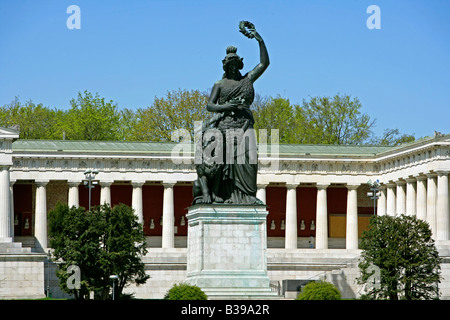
242, 22, 270, 83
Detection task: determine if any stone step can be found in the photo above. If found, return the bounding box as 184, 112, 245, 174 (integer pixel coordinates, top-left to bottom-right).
202, 287, 282, 300
436, 241, 450, 257
0, 240, 33, 254
267, 250, 360, 267
13, 236, 35, 248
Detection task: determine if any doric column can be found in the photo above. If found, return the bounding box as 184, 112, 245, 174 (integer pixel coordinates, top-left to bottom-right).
386, 183, 396, 216
285, 183, 298, 249
67, 181, 80, 208
377, 185, 387, 216
162, 181, 176, 248
405, 178, 417, 216
396, 180, 406, 216
426, 173, 437, 238
256, 183, 268, 204
346, 185, 359, 250
9, 180, 15, 238
100, 181, 113, 205
416, 176, 427, 221
436, 172, 449, 241
0, 129, 18, 242
315, 184, 328, 249
131, 181, 145, 224
35, 180, 49, 251
0, 166, 11, 240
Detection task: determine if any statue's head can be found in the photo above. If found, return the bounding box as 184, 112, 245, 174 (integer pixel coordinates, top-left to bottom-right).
222, 46, 243, 79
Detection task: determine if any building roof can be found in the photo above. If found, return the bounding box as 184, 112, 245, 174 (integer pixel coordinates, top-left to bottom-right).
12, 139, 178, 154
273, 143, 393, 156
0, 126, 20, 140
11, 134, 449, 158
11, 139, 393, 156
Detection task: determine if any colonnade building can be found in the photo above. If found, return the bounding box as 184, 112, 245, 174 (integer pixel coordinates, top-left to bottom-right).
0, 126, 449, 299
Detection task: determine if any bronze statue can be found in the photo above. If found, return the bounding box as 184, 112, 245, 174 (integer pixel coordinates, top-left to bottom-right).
193, 21, 269, 205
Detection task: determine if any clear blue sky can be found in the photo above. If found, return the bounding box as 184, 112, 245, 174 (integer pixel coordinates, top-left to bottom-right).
0, 0, 449, 139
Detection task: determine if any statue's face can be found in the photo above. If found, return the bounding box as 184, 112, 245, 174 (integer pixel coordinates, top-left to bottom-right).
229, 60, 239, 72
226, 59, 242, 76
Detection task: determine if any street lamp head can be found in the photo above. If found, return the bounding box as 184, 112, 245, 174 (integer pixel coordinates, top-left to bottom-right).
110, 275, 119, 280
367, 179, 381, 188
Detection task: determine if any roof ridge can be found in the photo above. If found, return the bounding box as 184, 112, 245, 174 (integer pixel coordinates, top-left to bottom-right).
12, 139, 179, 144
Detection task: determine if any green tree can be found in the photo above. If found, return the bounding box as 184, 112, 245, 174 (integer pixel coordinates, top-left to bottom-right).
295, 94, 375, 145
296, 281, 341, 300
98, 203, 149, 298
251, 93, 383, 145
63, 91, 124, 141
251, 94, 297, 143
48, 203, 149, 300
370, 127, 415, 146
130, 89, 209, 142
358, 215, 441, 300
1, 91, 417, 146
0, 97, 65, 139
119, 107, 139, 141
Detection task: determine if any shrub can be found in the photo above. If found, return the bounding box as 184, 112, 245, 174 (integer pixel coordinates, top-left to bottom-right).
164, 282, 208, 300
296, 281, 341, 300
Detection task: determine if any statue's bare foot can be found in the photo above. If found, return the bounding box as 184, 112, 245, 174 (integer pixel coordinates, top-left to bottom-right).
212, 195, 224, 203
202, 194, 212, 204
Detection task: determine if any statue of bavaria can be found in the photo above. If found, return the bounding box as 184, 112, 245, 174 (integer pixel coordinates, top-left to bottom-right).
192, 21, 270, 205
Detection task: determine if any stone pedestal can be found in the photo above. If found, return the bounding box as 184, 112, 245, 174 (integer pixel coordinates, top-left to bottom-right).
186, 204, 278, 299
0, 239, 47, 299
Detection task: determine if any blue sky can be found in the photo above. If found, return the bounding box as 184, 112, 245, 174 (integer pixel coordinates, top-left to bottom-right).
0, 0, 449, 139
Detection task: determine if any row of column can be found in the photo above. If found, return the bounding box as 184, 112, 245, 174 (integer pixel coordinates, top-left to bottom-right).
257, 183, 360, 250
7, 173, 448, 251
24, 180, 177, 251
377, 171, 449, 240
33, 179, 359, 251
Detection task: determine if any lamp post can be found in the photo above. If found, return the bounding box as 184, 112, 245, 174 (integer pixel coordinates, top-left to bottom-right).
46, 249, 51, 298
367, 179, 381, 215
110, 275, 119, 300
83, 169, 99, 210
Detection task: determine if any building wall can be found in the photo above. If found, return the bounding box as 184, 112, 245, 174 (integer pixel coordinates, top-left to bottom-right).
2, 135, 449, 299
0, 255, 46, 299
